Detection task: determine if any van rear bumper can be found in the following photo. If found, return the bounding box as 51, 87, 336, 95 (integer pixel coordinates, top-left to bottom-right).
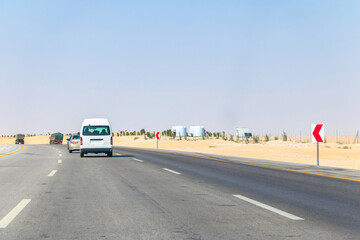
81, 148, 112, 154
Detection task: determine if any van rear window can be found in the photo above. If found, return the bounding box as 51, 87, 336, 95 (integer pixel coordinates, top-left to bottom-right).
82, 126, 110, 136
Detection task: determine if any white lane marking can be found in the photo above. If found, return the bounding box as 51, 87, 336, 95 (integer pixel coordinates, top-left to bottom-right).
0, 199, 32, 228
59, 154, 62, 157
133, 158, 143, 162
58, 159, 62, 164
233, 194, 304, 220
48, 170, 57, 177
163, 168, 181, 175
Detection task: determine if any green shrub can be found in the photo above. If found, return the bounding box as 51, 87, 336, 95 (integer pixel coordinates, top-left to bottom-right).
134, 137, 139, 140
229, 135, 234, 141
253, 136, 260, 143
274, 136, 279, 140
282, 131, 287, 142
265, 134, 269, 142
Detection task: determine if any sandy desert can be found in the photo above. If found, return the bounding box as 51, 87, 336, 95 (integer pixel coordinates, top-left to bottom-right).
1, 133, 360, 170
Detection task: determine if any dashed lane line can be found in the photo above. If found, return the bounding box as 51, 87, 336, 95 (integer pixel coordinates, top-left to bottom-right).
132, 158, 144, 162
0, 199, 32, 228
163, 168, 181, 175
233, 194, 303, 220
48, 170, 57, 177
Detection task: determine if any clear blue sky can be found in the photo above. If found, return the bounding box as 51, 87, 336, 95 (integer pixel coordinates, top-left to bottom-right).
1, 0, 359, 136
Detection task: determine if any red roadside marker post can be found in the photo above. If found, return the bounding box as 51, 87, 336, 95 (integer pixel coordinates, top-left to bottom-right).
156, 132, 160, 149
311, 124, 324, 166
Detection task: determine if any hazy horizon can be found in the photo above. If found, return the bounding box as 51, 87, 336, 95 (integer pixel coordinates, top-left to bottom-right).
1, 1, 360, 136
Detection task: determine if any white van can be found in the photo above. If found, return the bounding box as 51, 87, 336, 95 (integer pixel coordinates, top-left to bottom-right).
80, 118, 113, 157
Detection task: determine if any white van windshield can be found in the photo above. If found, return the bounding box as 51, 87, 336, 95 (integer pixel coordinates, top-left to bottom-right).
83, 126, 110, 136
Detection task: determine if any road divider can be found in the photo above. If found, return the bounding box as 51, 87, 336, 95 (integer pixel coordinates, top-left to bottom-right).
233, 194, 303, 220
0, 199, 31, 228
163, 168, 181, 175
48, 170, 57, 177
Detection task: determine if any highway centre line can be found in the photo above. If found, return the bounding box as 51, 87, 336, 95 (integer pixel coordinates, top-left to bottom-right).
58, 159, 62, 164
233, 194, 303, 220
48, 170, 57, 177
163, 168, 181, 175
0, 199, 31, 228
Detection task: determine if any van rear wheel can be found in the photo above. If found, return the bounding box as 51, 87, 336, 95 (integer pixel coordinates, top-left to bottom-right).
107, 152, 112, 157
80, 152, 84, 158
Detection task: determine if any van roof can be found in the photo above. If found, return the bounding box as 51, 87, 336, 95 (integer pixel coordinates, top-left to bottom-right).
82, 118, 110, 126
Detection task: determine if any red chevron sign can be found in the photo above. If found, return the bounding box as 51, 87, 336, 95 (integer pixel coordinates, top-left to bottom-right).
156, 132, 160, 140
312, 124, 324, 143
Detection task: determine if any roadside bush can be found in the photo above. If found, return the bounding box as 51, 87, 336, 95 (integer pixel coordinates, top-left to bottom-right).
134, 137, 139, 140
274, 136, 279, 140
282, 131, 287, 142
253, 136, 260, 143
265, 134, 270, 142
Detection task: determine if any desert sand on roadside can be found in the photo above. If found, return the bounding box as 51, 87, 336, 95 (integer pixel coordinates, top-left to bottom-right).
1, 134, 360, 170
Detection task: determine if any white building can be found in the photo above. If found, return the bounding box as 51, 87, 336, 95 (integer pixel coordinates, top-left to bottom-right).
236, 127, 250, 138
189, 126, 205, 137
171, 126, 187, 137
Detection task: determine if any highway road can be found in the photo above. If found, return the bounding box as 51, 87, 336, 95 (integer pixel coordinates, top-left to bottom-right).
0, 144, 360, 239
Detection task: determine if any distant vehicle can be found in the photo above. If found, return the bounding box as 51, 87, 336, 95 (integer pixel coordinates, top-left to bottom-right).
50, 132, 63, 144
67, 134, 80, 153
80, 118, 113, 158
14, 134, 25, 144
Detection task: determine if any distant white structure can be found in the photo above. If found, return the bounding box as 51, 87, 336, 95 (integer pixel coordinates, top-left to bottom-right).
236, 127, 250, 138
171, 126, 187, 137
189, 126, 205, 137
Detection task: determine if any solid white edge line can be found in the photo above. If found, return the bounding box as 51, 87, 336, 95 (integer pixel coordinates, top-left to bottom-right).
48, 170, 57, 177
58, 160, 62, 163
133, 158, 143, 162
0, 199, 32, 228
233, 195, 303, 220
163, 168, 181, 175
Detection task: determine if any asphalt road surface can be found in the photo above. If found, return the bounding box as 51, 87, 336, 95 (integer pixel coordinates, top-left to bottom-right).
0, 144, 360, 239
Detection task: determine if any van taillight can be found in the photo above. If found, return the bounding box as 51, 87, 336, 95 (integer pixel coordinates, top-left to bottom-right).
80, 137, 83, 145
111, 136, 113, 145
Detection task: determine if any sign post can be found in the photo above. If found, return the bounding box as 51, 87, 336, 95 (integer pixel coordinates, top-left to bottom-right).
311, 124, 324, 166
156, 132, 160, 149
